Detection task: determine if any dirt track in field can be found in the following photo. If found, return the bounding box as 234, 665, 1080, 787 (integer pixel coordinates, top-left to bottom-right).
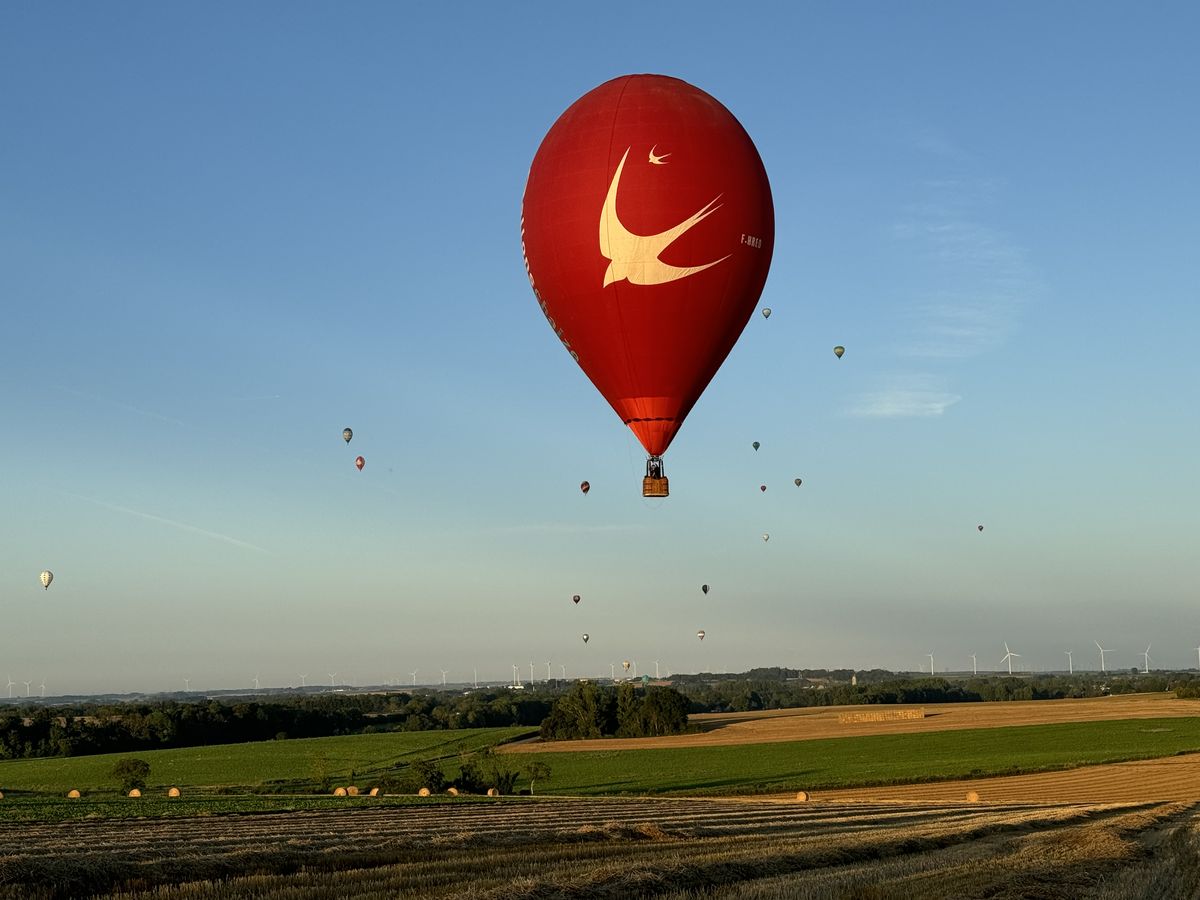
501, 692, 1200, 753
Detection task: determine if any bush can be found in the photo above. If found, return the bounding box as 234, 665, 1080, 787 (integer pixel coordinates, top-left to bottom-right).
111, 758, 150, 792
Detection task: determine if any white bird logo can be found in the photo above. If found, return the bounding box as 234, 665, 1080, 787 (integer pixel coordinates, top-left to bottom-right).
600, 147, 729, 288
648, 145, 670, 165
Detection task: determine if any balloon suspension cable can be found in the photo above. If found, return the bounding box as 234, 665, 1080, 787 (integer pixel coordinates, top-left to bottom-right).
643, 455, 669, 498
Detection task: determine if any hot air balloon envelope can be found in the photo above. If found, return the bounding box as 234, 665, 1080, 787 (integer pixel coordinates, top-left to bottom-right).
752, 441, 760, 451
342, 428, 353, 443
354, 456, 365, 471
622, 660, 631, 671
794, 478, 802, 487
761, 307, 771, 319
760, 484, 767, 492
522, 75, 775, 460
697, 630, 705, 641
572, 594, 581, 604
580, 480, 590, 495
978, 524, 984, 532
762, 533, 770, 542
834, 346, 845, 358
701, 584, 709, 594
40, 570, 53, 590
582, 633, 589, 643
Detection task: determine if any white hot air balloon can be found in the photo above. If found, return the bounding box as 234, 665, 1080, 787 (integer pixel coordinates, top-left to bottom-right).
697, 629, 706, 641
40, 570, 53, 590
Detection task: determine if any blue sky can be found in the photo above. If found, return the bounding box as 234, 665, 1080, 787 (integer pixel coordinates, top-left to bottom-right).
2, 3, 1198, 694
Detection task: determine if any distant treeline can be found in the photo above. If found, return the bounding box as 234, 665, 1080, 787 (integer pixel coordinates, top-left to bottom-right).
0, 690, 552, 760
675, 668, 1187, 713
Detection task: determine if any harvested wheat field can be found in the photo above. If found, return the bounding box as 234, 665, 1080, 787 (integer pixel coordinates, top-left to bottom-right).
811, 751, 1200, 804
503, 692, 1198, 753
4, 796, 1199, 898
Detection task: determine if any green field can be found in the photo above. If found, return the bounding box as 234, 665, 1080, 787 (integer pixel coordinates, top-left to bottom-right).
0, 726, 533, 794
520, 717, 1200, 795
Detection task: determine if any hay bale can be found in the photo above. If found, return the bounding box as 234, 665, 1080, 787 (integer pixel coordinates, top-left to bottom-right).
446, 786, 459, 796
418, 787, 431, 797
67, 789, 81, 799
795, 790, 809, 801
486, 788, 499, 797
346, 786, 359, 796
966, 790, 980, 802
0, 790, 5, 799
167, 787, 181, 798
368, 787, 380, 797
127, 788, 142, 798
333, 787, 348, 797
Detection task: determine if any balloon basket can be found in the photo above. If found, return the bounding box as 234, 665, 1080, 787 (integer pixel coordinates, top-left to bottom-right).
642, 476, 669, 498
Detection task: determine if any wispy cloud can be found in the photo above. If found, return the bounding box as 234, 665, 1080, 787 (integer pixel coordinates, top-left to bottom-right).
64, 493, 270, 554
890, 182, 1040, 361
846, 375, 962, 419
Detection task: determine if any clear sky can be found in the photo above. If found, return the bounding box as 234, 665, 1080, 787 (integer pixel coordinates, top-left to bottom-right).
2, 3, 1198, 695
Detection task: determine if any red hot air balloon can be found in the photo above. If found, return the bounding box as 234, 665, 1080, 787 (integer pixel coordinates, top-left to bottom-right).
355, 456, 365, 471
580, 480, 590, 495
522, 75, 774, 497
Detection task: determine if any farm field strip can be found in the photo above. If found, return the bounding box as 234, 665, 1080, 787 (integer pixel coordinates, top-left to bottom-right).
18, 797, 1187, 900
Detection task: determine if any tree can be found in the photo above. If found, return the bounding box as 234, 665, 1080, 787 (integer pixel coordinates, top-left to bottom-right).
526, 760, 551, 795
111, 758, 150, 792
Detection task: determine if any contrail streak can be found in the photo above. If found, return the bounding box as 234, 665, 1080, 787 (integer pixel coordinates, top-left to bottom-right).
64, 493, 270, 554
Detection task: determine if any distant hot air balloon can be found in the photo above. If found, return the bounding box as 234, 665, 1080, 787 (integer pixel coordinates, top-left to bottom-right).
522, 75, 774, 498
355, 456, 365, 471
752, 441, 760, 452
582, 633, 590, 643
794, 478, 802, 487
697, 629, 706, 641
978, 524, 984, 532
701, 584, 709, 595
622, 660, 631, 672
39, 570, 53, 590
572, 594, 581, 605
761, 307, 771, 319
580, 480, 590, 495
760, 484, 767, 492
762, 533, 770, 542
342, 428, 353, 444
834, 346, 845, 359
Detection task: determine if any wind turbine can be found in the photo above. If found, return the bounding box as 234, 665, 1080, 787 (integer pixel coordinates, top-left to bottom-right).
546, 660, 552, 683
631, 660, 637, 678
184, 678, 190, 692
654, 660, 661, 679
40, 680, 46, 698
609, 662, 615, 680
473, 668, 478, 689
529, 661, 535, 685
1095, 641, 1111, 673
1142, 644, 1153, 674
299, 674, 307, 688
511, 664, 520, 687
328, 672, 337, 687
928, 652, 935, 675
1001, 643, 1019, 675
970, 653, 977, 676
1064, 650, 1073, 675
1195, 646, 1200, 671
253, 674, 260, 691
22, 680, 31, 698
410, 669, 418, 687
5, 675, 14, 698
560, 664, 565, 682
440, 669, 448, 686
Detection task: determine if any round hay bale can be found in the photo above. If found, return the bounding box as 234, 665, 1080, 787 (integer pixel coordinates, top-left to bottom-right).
167, 787, 181, 798
67, 789, 81, 799
966, 790, 980, 803
346, 786, 359, 796
127, 788, 142, 798
446, 786, 459, 796
333, 787, 348, 797
368, 787, 380, 797
795, 791, 809, 802
418, 787, 431, 797
486, 787, 499, 797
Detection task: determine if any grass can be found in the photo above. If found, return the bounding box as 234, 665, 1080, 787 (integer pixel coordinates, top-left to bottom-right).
517, 717, 1200, 795
0, 726, 534, 795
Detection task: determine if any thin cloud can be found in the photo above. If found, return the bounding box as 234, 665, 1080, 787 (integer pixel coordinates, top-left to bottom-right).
56, 386, 189, 428
846, 375, 962, 418
64, 493, 270, 554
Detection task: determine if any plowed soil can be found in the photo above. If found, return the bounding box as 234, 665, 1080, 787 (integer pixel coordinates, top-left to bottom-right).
503, 692, 1197, 753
